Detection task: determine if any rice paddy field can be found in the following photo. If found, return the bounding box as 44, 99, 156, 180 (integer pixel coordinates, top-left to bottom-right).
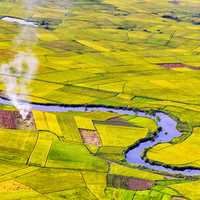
0, 0, 200, 199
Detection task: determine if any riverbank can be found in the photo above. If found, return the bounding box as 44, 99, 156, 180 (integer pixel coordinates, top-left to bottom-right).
0, 96, 199, 176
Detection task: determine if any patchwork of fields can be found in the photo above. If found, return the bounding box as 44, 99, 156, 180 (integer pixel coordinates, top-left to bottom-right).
0, 0, 200, 199
0, 109, 194, 199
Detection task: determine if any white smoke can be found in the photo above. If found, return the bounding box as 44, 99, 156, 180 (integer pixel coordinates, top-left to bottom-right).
0, 0, 39, 119
0, 0, 72, 119
0, 53, 38, 119
24, 0, 42, 10
15, 26, 38, 47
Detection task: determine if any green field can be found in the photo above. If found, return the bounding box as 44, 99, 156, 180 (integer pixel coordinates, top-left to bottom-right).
0, 0, 200, 199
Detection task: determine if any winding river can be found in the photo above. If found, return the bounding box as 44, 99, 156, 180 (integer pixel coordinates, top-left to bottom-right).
1, 12, 199, 177
0, 97, 200, 176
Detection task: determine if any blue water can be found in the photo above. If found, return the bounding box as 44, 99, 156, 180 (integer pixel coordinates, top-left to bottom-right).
0, 97, 199, 176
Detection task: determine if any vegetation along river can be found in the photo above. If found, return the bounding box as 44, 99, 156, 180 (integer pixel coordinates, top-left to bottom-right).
0, 96, 199, 176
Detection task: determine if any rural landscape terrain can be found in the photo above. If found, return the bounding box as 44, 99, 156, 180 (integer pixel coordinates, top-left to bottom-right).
0, 0, 200, 199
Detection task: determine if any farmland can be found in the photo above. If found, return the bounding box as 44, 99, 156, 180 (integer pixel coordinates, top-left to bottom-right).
0, 109, 192, 199
0, 105, 197, 200
147, 128, 200, 168
0, 0, 200, 199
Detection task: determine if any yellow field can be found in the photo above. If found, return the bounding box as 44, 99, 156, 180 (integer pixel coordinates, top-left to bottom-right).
74, 116, 96, 130
147, 128, 200, 167
32, 110, 48, 130
127, 117, 157, 132
170, 181, 200, 200
46, 112, 63, 137
77, 40, 110, 52
110, 163, 164, 180
82, 171, 107, 200
33, 111, 63, 137
1, 0, 200, 199
0, 180, 30, 192
28, 131, 54, 167
96, 124, 148, 147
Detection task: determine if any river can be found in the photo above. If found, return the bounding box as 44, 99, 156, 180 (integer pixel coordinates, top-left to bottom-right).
0, 96, 199, 176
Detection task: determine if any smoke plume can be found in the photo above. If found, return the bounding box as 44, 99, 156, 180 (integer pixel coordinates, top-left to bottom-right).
0, 53, 38, 119
0, 0, 39, 119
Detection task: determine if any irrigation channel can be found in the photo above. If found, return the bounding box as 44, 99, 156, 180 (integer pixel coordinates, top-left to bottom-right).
0, 96, 200, 177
